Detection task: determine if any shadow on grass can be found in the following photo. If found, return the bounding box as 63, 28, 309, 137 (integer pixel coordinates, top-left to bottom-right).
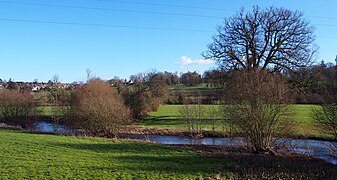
138, 116, 181, 126
51, 141, 337, 178
51, 142, 233, 176
110, 155, 230, 174
52, 141, 176, 153
139, 116, 224, 126
224, 153, 337, 179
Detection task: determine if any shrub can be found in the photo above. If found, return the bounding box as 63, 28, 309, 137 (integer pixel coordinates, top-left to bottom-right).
122, 72, 170, 119
180, 99, 205, 137
313, 103, 337, 140
223, 70, 292, 153
0, 89, 39, 127
48, 83, 71, 126
70, 79, 130, 137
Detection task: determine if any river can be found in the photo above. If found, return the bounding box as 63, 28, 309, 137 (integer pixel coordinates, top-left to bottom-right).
29, 121, 337, 165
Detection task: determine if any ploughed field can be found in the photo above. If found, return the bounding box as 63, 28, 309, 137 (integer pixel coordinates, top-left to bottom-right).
0, 129, 336, 179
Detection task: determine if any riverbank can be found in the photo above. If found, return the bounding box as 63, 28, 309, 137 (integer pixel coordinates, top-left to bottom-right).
0, 129, 336, 179
122, 125, 337, 142
171, 144, 337, 179
2, 121, 336, 165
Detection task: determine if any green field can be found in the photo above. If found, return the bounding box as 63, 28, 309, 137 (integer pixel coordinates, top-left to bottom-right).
0, 129, 233, 179
136, 104, 326, 138
35, 104, 326, 138
38, 106, 68, 117
1, 129, 336, 179
169, 84, 221, 104
136, 105, 223, 130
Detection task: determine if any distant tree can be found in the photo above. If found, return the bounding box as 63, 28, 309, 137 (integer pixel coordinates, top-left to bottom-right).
286, 66, 324, 103
109, 76, 124, 86
48, 75, 67, 105
51, 75, 60, 84
48, 79, 71, 126
170, 72, 180, 85
70, 79, 130, 137
203, 69, 228, 88
0, 89, 39, 127
204, 6, 316, 72
6, 78, 18, 90
180, 71, 202, 86
285, 62, 337, 103
86, 68, 93, 82
158, 71, 180, 85
123, 72, 170, 119
20, 83, 30, 93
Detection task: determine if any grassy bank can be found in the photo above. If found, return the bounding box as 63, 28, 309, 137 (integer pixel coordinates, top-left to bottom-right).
0, 129, 336, 179
0, 129, 233, 179
136, 104, 326, 138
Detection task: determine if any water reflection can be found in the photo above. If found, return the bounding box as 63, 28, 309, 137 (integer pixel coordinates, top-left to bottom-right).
28, 121, 73, 134
120, 135, 337, 165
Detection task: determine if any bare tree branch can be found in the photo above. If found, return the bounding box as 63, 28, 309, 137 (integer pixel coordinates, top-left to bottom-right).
204, 6, 316, 72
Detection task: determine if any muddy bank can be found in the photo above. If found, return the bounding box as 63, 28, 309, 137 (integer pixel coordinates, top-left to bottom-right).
0, 123, 23, 130
121, 125, 337, 142
120, 125, 234, 138
169, 144, 337, 179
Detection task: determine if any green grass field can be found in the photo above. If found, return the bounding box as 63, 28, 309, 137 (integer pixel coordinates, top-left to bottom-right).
136, 104, 326, 138
36, 104, 326, 138
38, 106, 68, 117
1, 129, 336, 179
169, 84, 221, 103
0, 129, 233, 179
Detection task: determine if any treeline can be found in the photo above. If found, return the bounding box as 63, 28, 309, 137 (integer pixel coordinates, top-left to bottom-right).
109, 61, 337, 104
108, 71, 226, 87
286, 62, 337, 104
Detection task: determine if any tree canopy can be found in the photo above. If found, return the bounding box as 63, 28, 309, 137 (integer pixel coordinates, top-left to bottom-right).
204, 6, 317, 72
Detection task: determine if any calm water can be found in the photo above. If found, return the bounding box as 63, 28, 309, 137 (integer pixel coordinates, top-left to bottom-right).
30, 121, 337, 165
29, 121, 73, 134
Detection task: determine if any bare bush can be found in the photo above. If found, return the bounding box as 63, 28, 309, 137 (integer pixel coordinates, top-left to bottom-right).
180, 98, 205, 137
224, 70, 292, 153
0, 89, 39, 127
48, 79, 71, 127
205, 105, 221, 133
313, 103, 337, 140
70, 79, 130, 137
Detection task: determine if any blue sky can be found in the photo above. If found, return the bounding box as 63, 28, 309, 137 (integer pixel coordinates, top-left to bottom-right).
0, 0, 336, 83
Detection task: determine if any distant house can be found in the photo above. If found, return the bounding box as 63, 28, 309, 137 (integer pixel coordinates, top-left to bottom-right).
31, 86, 40, 92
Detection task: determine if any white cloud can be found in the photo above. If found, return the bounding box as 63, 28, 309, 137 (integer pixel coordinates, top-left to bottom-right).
176, 56, 214, 66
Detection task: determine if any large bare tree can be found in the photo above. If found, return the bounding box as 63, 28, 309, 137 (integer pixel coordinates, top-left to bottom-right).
204, 6, 315, 154
204, 6, 316, 72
